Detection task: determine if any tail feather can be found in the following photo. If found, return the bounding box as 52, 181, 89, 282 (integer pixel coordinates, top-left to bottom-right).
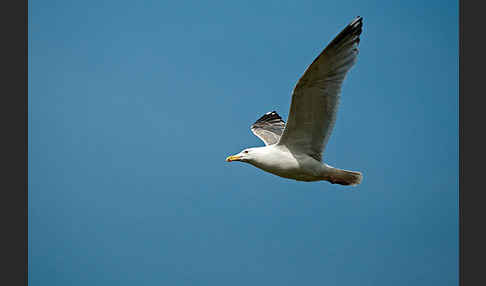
328, 168, 363, 186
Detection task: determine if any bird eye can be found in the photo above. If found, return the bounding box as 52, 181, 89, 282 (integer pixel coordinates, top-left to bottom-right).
244, 150, 249, 154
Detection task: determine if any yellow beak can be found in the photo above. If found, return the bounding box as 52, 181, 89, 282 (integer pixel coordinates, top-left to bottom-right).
226, 155, 242, 162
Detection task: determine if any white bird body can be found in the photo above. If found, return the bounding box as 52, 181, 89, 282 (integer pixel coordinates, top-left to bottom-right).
247, 145, 321, 181
232, 145, 362, 184
226, 17, 364, 186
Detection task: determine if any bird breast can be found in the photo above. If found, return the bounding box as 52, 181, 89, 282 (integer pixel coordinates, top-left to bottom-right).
250, 146, 323, 181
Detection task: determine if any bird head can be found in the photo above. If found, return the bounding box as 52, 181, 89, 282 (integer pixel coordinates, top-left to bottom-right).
226, 148, 256, 163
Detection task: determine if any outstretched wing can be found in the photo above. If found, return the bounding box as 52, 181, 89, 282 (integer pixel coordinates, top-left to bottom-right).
277, 16, 363, 161
250, 111, 286, 146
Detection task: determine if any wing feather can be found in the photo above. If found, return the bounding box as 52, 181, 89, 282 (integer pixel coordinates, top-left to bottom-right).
250, 111, 285, 146
277, 16, 363, 161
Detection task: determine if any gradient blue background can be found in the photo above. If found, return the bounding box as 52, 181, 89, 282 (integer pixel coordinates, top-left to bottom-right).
29, 0, 458, 285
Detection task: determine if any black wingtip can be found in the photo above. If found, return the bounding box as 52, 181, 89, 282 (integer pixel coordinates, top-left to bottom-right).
350, 16, 363, 31
252, 111, 284, 126
329, 16, 363, 47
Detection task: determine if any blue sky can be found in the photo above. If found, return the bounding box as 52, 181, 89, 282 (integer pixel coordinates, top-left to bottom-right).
29, 0, 458, 285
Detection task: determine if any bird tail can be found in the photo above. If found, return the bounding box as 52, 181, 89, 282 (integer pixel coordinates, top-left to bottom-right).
327, 168, 363, 186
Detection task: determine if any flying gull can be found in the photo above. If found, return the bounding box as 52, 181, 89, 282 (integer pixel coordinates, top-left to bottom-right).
226, 16, 364, 186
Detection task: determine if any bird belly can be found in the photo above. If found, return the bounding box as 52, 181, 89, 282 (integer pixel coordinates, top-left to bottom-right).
251, 152, 323, 182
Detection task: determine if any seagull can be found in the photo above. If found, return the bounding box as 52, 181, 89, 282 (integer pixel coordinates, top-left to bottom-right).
226, 16, 364, 186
